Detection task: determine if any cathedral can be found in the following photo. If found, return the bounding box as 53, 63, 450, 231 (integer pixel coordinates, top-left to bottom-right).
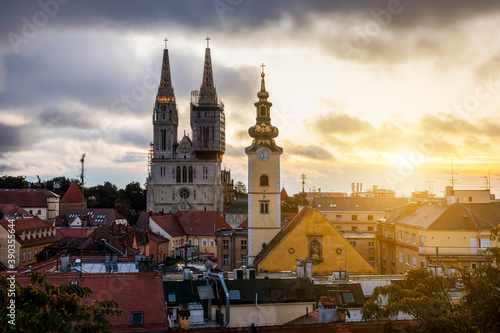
146, 39, 232, 214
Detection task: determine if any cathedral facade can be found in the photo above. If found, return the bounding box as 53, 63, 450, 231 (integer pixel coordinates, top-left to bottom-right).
146, 40, 228, 214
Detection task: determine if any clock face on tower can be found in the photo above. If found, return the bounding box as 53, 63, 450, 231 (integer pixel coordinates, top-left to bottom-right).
258, 148, 270, 162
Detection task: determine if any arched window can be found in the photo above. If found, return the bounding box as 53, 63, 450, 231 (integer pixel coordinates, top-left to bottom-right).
260, 105, 267, 117
176, 166, 181, 183
260, 175, 269, 186
182, 166, 187, 183
188, 166, 194, 183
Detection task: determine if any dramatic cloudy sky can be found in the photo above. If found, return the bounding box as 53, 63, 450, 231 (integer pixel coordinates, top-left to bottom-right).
1, 0, 500, 196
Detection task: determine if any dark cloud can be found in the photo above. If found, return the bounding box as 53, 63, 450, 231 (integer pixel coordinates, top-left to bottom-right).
0, 122, 29, 153
283, 140, 335, 160
37, 107, 95, 128
225, 144, 246, 158
217, 65, 256, 108
475, 52, 500, 81
0, 164, 17, 172
306, 111, 500, 157
419, 113, 478, 135
2, 0, 499, 47
114, 152, 147, 164
311, 111, 374, 137
117, 128, 150, 148
233, 129, 250, 142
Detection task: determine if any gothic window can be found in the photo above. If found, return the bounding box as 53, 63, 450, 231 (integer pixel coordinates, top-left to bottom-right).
182, 166, 187, 183
173, 190, 175, 200
188, 166, 194, 183
176, 166, 181, 183
161, 129, 166, 150
260, 201, 269, 214
260, 175, 269, 186
169, 110, 172, 120
203, 166, 208, 180
194, 190, 196, 200
260, 105, 267, 117
179, 188, 190, 199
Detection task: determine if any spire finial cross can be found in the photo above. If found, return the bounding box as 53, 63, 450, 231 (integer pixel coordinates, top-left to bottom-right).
260, 63, 266, 74
206, 36, 211, 48
163, 37, 168, 49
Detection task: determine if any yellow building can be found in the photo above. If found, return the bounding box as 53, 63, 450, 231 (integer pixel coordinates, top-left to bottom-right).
378, 203, 500, 275
0, 217, 63, 267
245, 67, 283, 265
254, 207, 376, 275
311, 197, 409, 268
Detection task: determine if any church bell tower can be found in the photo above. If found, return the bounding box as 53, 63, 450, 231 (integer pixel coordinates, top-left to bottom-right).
246, 65, 283, 265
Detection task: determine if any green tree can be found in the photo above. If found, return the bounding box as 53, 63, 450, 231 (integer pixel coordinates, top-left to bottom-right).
0, 272, 122, 333
0, 176, 29, 189
362, 226, 500, 333
234, 181, 247, 198
86, 182, 119, 208
124, 181, 146, 211
45, 176, 79, 196
282, 195, 299, 213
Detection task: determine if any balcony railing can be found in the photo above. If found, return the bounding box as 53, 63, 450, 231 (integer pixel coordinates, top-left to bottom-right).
419, 246, 490, 256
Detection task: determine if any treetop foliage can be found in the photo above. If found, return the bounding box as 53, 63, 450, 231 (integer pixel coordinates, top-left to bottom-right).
0, 272, 122, 333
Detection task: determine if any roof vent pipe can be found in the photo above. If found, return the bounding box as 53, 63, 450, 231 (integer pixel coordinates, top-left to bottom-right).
208, 271, 230, 327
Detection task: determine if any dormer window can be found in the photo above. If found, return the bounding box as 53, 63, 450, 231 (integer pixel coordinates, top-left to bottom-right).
27, 231, 31, 240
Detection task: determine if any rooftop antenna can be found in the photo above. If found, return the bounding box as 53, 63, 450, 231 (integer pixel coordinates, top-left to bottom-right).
425, 180, 434, 195
479, 170, 491, 190
300, 173, 307, 193
448, 156, 457, 189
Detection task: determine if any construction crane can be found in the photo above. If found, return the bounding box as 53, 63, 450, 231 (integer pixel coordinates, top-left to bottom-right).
80, 154, 86, 186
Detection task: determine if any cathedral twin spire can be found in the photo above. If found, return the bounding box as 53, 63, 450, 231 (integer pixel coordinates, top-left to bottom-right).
156, 37, 218, 105
156, 38, 175, 103
199, 36, 218, 104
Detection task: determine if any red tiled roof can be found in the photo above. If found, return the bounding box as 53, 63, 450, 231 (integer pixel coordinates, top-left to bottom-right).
0, 188, 59, 207
55, 208, 126, 227
0, 216, 63, 246
285, 310, 319, 325
13, 272, 167, 332
150, 214, 185, 237
281, 212, 298, 229
0, 204, 32, 217
176, 210, 231, 236
61, 182, 86, 203
58, 229, 89, 238
237, 218, 248, 229
147, 231, 169, 243
319, 296, 337, 308
281, 188, 289, 200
